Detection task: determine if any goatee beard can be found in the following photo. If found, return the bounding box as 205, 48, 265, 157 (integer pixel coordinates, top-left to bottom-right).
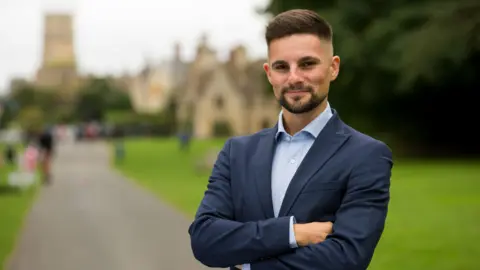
278, 85, 326, 114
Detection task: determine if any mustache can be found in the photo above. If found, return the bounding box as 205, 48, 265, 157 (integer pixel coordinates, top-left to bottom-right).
281, 84, 314, 94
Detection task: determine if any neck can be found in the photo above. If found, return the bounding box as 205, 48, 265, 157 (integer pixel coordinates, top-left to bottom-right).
282, 100, 328, 135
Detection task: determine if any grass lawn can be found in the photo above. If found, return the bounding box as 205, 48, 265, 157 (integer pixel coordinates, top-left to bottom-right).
114, 138, 480, 270
0, 145, 38, 269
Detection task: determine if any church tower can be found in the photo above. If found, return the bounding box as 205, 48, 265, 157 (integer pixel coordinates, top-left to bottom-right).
35, 13, 78, 97
42, 14, 76, 67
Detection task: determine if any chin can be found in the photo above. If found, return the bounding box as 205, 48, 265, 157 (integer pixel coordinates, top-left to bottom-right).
288, 96, 310, 104
285, 107, 313, 115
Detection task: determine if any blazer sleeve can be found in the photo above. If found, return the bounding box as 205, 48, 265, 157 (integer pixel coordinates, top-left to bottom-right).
188, 138, 292, 268
250, 142, 393, 270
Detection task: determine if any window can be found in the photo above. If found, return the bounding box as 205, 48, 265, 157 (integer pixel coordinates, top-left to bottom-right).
262, 119, 271, 129
215, 96, 224, 109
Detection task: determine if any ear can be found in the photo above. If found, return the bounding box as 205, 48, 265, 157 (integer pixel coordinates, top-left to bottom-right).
330, 56, 340, 81
263, 62, 273, 84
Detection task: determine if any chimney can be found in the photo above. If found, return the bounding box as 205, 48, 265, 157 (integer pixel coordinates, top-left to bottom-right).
174, 42, 182, 62
230, 45, 247, 70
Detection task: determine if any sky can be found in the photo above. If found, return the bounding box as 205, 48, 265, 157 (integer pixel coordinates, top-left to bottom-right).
0, 0, 271, 93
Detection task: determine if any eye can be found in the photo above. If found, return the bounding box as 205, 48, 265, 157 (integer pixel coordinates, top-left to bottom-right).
273, 64, 289, 71
299, 61, 316, 68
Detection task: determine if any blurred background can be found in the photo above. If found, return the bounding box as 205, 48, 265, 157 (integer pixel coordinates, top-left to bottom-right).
0, 0, 478, 269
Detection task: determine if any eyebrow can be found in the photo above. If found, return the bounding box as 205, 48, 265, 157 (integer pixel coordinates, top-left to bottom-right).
271, 56, 321, 67
298, 56, 321, 63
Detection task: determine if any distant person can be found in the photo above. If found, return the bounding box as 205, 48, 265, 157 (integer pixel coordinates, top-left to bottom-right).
189, 9, 393, 270
23, 141, 39, 174
38, 128, 55, 184
114, 140, 125, 164
4, 144, 16, 165
178, 131, 191, 152
7, 141, 38, 189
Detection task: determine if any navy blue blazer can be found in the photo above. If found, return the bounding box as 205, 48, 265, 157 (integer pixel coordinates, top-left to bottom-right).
189, 110, 393, 270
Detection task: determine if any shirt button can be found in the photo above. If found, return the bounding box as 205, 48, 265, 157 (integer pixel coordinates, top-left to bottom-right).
290, 159, 296, 164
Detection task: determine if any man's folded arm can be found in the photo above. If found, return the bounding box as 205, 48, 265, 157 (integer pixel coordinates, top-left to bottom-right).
250, 142, 393, 270
188, 139, 293, 268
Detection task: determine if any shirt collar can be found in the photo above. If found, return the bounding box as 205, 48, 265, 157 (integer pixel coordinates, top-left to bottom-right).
276, 102, 333, 141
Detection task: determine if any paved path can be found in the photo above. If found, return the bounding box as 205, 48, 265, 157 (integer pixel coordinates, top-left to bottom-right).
6, 141, 210, 270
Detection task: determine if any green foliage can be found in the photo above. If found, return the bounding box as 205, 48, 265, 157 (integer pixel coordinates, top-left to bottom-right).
213, 122, 232, 137
106, 99, 175, 127
10, 84, 58, 112
0, 100, 17, 129
105, 110, 137, 125
10, 84, 36, 106
74, 77, 133, 122
17, 106, 45, 132
3, 84, 58, 130
4, 76, 134, 128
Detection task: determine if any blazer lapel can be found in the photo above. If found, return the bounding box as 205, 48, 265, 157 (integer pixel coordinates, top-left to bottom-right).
251, 127, 277, 219
278, 112, 351, 217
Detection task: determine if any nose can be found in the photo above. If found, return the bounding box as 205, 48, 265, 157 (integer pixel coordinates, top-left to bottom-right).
286, 67, 303, 85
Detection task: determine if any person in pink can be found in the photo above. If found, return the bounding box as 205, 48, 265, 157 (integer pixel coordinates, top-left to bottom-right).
24, 142, 39, 173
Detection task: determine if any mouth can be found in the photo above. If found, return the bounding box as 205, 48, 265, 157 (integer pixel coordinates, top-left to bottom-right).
285, 90, 310, 96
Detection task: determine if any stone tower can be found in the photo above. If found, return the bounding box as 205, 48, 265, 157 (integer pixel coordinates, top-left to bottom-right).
35, 13, 78, 97
42, 14, 75, 66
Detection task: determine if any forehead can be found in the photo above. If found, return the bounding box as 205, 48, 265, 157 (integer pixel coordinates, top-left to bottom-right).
268, 34, 329, 62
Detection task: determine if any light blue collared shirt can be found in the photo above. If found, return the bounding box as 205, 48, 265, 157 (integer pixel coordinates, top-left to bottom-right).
243, 103, 333, 269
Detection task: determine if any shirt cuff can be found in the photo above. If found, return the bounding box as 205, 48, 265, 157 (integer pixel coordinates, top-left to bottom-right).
289, 216, 298, 248
242, 216, 297, 269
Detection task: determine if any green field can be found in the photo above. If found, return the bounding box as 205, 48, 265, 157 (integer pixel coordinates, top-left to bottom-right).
0, 146, 38, 269
114, 138, 480, 270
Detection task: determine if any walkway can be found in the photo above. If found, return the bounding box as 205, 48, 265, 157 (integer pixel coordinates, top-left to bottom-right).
6, 141, 210, 270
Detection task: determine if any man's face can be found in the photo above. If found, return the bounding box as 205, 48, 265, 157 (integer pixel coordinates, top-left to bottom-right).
263, 34, 340, 114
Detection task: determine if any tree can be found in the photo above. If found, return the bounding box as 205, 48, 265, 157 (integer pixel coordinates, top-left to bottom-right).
10, 84, 36, 108
6, 84, 60, 128
73, 77, 133, 122
17, 106, 45, 133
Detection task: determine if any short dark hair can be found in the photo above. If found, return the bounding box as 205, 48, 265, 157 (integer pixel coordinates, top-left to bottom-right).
265, 9, 333, 46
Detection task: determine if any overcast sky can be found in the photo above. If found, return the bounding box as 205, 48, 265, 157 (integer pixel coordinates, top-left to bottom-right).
0, 0, 271, 93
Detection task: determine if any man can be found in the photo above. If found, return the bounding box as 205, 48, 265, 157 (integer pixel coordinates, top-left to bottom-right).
189, 9, 393, 270
4, 144, 16, 165
38, 127, 55, 184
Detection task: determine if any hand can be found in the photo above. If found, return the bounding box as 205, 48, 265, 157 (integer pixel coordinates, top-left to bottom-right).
294, 221, 333, 247
235, 265, 242, 269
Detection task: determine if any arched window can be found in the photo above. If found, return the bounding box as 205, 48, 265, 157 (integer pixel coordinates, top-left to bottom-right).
215, 96, 224, 109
